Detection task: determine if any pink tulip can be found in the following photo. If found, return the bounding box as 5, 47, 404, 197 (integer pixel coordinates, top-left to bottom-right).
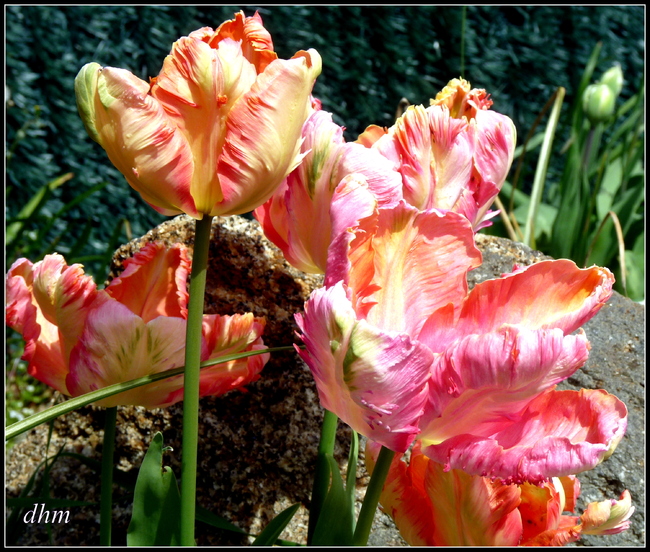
357, 78, 516, 230
6, 242, 269, 408
75, 11, 321, 219
254, 109, 403, 273
297, 196, 627, 482
367, 440, 633, 546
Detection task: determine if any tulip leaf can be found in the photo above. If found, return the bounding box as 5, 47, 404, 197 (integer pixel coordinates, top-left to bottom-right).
311, 455, 354, 545
311, 431, 359, 546
126, 432, 180, 546
251, 503, 301, 546
195, 506, 249, 535
5, 172, 73, 248
5, 346, 297, 442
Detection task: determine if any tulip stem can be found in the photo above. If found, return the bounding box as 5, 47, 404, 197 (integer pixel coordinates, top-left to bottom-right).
307, 409, 339, 545
180, 214, 213, 546
352, 445, 395, 546
100, 406, 117, 546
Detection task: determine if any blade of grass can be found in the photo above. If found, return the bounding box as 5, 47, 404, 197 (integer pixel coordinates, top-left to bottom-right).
5, 172, 73, 248
585, 211, 627, 293
523, 87, 565, 248
5, 346, 296, 442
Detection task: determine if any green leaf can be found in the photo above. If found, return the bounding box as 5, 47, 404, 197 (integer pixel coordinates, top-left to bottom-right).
596, 156, 624, 219
523, 87, 565, 248
311, 455, 355, 545
126, 432, 181, 546
345, 431, 359, 510
5, 172, 73, 247
621, 232, 645, 301
195, 506, 248, 535
587, 177, 644, 267
252, 503, 301, 546
5, 346, 295, 441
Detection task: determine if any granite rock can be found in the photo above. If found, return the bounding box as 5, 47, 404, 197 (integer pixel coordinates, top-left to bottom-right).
6, 215, 645, 546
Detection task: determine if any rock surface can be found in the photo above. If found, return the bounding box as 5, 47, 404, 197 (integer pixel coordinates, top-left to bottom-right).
6, 215, 645, 546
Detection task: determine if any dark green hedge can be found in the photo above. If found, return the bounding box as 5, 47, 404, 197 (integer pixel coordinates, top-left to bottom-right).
6, 5, 644, 277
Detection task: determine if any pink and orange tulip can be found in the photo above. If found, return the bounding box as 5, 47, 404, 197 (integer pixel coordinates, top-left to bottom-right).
75, 11, 321, 219
358, 78, 516, 230
254, 109, 403, 273
6, 242, 269, 408
297, 192, 627, 482
366, 441, 633, 546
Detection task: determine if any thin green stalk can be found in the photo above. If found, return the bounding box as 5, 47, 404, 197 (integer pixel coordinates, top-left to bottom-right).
5, 346, 294, 442
180, 214, 213, 546
100, 406, 117, 546
352, 446, 395, 546
307, 409, 339, 545
523, 86, 565, 247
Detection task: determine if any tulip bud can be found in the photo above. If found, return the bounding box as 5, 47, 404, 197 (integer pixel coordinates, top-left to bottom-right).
583, 83, 616, 124
600, 64, 624, 97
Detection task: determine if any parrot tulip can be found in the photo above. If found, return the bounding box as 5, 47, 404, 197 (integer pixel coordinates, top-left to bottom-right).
366, 440, 634, 546
297, 190, 627, 482
357, 78, 516, 230
75, 11, 322, 219
254, 109, 403, 273
6, 242, 269, 408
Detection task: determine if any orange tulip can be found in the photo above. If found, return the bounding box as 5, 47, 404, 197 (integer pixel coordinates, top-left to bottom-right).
367, 440, 634, 546
75, 11, 321, 219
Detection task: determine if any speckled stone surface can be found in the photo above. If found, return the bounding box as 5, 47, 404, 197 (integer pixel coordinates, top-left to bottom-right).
6, 216, 644, 546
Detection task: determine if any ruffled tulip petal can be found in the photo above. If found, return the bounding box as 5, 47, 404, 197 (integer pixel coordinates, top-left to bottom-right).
373, 104, 475, 212
521, 489, 634, 545
255, 109, 403, 275
161, 312, 270, 406
580, 489, 634, 535
78, 63, 198, 218
208, 11, 277, 73
297, 282, 433, 452
344, 203, 481, 337
421, 388, 628, 483
325, 174, 381, 287
334, 142, 403, 208
471, 110, 517, 225
215, 49, 322, 216
105, 242, 190, 322
66, 299, 190, 408
6, 260, 68, 393
369, 441, 523, 546
420, 326, 591, 435
6, 255, 99, 394
279, 110, 348, 273
419, 259, 614, 353
152, 36, 258, 214
367, 441, 438, 546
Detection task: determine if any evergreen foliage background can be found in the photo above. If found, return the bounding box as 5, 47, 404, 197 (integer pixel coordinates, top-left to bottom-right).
5, 5, 644, 279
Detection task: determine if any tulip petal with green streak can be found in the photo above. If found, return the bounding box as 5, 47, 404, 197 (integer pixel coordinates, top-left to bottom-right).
75, 11, 321, 219
6, 242, 269, 408
255, 109, 402, 274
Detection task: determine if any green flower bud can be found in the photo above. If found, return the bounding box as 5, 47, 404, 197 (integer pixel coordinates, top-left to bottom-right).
599, 64, 624, 97
583, 83, 616, 124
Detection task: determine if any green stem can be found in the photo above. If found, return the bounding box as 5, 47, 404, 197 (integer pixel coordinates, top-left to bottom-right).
352, 446, 395, 546
180, 215, 213, 546
307, 409, 339, 545
100, 406, 117, 546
